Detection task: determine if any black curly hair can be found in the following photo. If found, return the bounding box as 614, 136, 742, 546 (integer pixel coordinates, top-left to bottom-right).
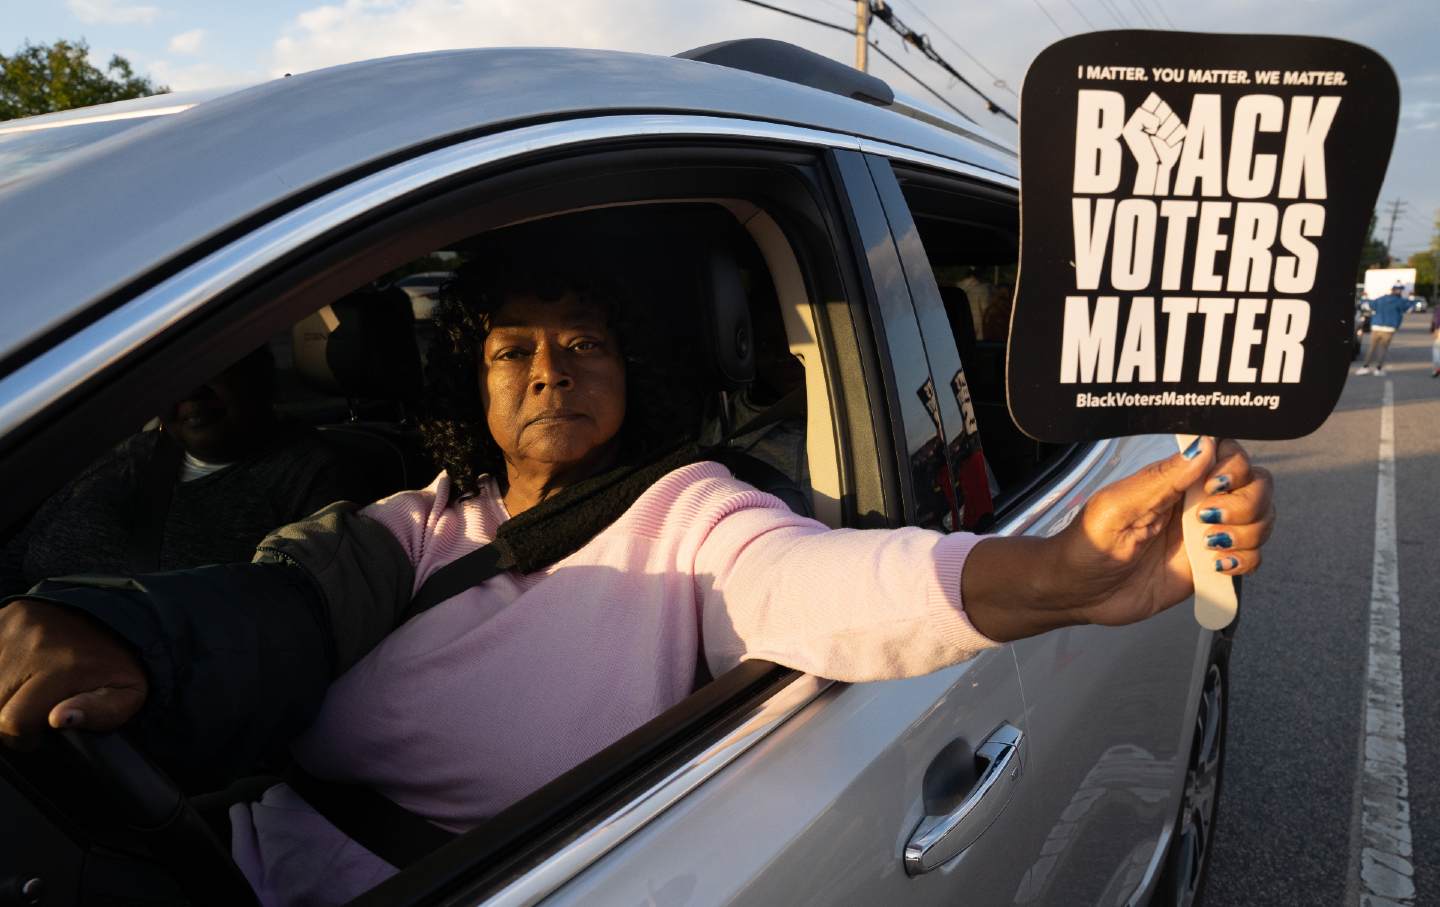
419, 225, 708, 499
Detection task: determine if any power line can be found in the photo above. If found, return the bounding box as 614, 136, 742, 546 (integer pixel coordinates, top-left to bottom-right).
731, 0, 1013, 122
797, 0, 855, 14
1065, 0, 1100, 29
1095, 0, 1131, 27
734, 0, 854, 36
1148, 0, 1178, 26
1383, 199, 1408, 250
1031, 0, 1069, 36
1127, 0, 1158, 27
895, 0, 1018, 96
867, 40, 977, 123
867, 2, 1019, 122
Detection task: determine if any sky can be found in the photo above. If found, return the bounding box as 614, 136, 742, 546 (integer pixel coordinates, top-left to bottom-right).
3, 0, 1437, 258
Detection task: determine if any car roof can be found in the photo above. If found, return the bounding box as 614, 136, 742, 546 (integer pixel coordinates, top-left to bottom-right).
0, 45, 1017, 370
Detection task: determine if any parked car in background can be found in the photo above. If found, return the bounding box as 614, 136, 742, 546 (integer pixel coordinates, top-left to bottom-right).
388, 269, 457, 320
0, 40, 1230, 907
1354, 299, 1374, 359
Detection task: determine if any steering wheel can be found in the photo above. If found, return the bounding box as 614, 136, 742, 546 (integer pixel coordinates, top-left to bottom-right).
1, 730, 258, 907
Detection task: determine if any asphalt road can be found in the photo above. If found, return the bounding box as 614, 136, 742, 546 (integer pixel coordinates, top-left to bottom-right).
1206, 317, 1439, 906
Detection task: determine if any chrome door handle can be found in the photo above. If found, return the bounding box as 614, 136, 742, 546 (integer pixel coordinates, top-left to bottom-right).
903, 722, 1024, 876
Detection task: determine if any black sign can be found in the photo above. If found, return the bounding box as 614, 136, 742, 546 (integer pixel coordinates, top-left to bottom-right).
1008, 32, 1399, 441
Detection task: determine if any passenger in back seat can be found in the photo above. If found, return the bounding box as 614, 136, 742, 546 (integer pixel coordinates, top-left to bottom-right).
1, 346, 351, 595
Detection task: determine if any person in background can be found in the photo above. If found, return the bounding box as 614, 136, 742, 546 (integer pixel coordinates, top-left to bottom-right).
1356, 282, 1415, 376
1, 347, 350, 595
1431, 302, 1439, 378
956, 268, 1002, 341
982, 283, 1014, 341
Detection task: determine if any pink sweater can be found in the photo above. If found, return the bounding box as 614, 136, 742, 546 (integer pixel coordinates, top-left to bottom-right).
230, 462, 994, 905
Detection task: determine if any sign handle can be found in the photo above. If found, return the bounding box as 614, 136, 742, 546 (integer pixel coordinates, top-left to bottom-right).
1175, 434, 1239, 630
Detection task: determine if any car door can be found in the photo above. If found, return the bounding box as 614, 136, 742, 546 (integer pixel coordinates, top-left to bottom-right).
873, 158, 1216, 905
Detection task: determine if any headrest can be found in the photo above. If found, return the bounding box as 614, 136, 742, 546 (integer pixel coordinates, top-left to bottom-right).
692, 245, 755, 392
292, 287, 423, 401
463, 205, 757, 395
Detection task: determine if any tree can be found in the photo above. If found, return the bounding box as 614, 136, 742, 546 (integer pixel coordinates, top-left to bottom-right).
1357, 211, 1390, 282
0, 39, 167, 122
1404, 209, 1440, 300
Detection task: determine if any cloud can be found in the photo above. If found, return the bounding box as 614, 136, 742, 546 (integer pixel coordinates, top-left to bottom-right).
265, 0, 1022, 130
146, 57, 258, 91
1398, 98, 1440, 132
67, 0, 161, 25
269, 0, 691, 75
168, 29, 207, 56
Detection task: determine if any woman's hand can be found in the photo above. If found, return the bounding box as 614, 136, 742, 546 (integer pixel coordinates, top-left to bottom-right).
1054, 436, 1273, 627
963, 437, 1274, 641
0, 598, 148, 748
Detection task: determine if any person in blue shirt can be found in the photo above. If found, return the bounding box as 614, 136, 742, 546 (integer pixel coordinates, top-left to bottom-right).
1356, 283, 1415, 376
1431, 304, 1440, 378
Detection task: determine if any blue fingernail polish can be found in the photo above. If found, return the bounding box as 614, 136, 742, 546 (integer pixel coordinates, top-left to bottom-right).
1212, 474, 1231, 492
1214, 556, 1238, 571
1183, 437, 1203, 459
1214, 559, 1226, 572
1199, 507, 1222, 524
1205, 532, 1233, 549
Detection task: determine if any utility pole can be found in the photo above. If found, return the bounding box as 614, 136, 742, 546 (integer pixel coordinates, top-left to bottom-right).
1383, 198, 1407, 261
855, 0, 870, 71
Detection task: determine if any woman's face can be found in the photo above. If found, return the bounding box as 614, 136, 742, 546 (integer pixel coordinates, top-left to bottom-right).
479, 292, 627, 483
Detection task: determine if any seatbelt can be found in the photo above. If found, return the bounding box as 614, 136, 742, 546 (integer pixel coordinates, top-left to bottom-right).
283, 764, 457, 869
403, 386, 805, 623
291, 388, 808, 867
404, 541, 514, 621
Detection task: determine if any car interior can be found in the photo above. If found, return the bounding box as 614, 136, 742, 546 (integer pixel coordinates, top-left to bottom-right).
896, 172, 1075, 504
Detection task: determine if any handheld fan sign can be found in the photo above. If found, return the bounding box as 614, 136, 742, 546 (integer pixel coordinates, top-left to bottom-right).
1009, 32, 1399, 628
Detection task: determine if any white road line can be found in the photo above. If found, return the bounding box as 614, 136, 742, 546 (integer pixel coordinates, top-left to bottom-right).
1356, 379, 1415, 906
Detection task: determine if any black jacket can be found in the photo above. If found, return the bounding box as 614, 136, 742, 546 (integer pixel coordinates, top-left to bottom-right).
8, 503, 414, 790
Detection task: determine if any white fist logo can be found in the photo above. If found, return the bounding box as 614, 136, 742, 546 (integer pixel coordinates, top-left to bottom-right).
1122, 92, 1186, 195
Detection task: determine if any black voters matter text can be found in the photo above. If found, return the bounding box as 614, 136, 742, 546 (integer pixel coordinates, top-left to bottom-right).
1061, 90, 1335, 387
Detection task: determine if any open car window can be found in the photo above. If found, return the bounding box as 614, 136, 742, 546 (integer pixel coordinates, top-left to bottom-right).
892, 169, 1077, 509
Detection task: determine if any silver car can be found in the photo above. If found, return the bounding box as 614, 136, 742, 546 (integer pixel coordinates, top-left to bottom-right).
0, 40, 1228, 907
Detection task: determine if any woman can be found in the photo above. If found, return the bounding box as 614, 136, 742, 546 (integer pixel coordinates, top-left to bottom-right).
0, 238, 1274, 905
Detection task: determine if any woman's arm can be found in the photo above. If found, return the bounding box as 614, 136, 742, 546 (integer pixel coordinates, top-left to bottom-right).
962, 437, 1273, 640
1, 564, 330, 789
697, 437, 1272, 680
0, 502, 417, 781
694, 510, 991, 682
